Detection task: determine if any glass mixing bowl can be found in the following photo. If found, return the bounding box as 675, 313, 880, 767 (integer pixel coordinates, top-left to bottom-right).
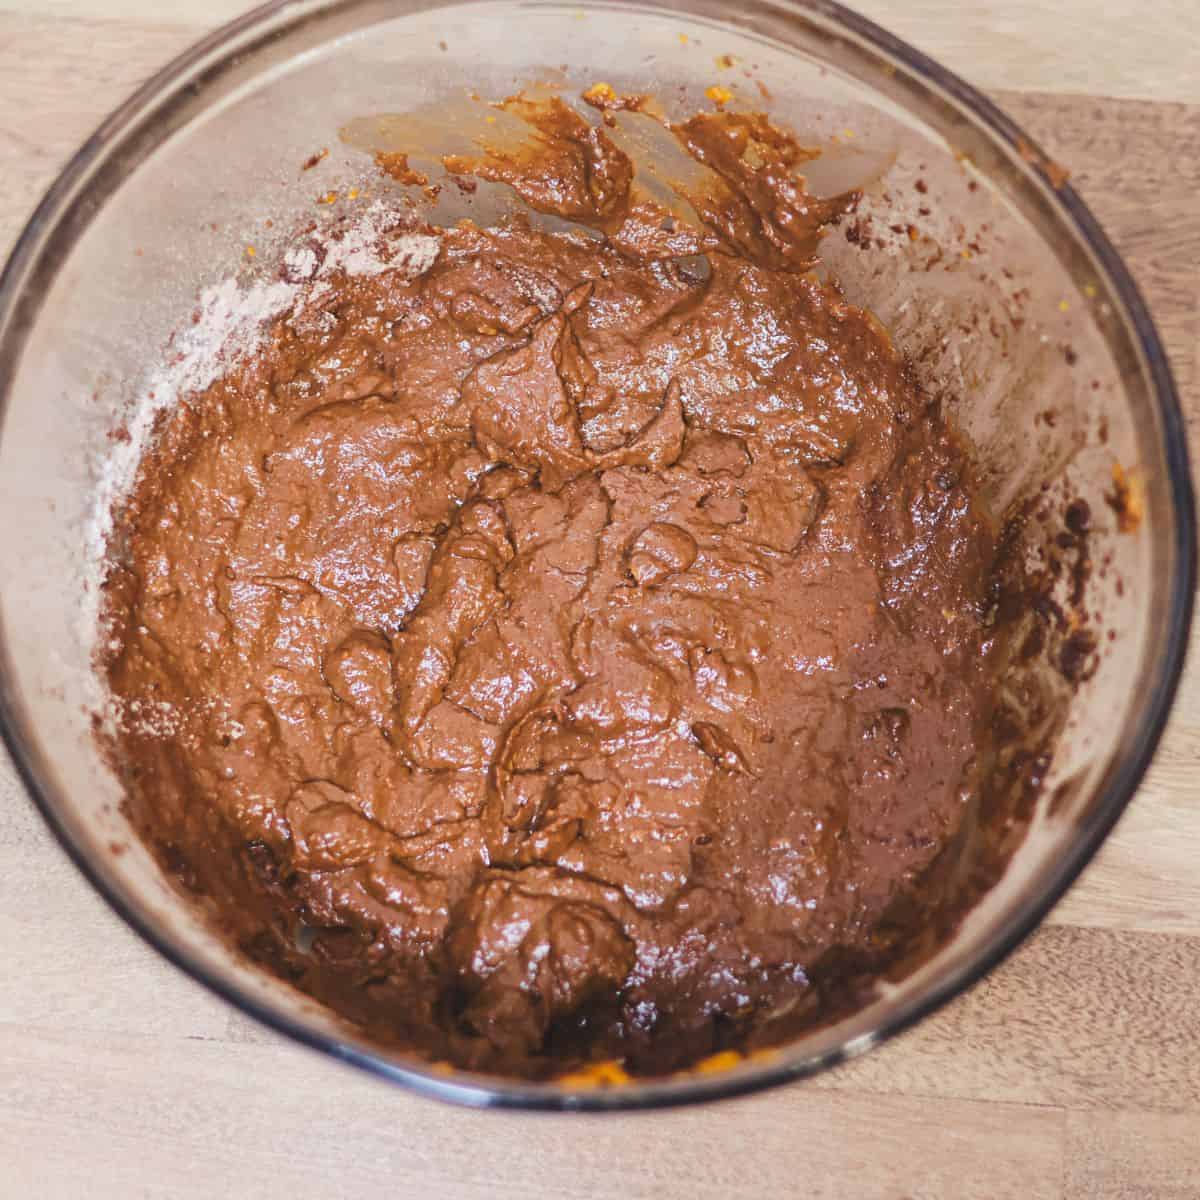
0, 0, 1192, 1109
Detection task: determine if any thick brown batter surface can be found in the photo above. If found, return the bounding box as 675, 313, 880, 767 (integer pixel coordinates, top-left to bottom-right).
102, 99, 1022, 1078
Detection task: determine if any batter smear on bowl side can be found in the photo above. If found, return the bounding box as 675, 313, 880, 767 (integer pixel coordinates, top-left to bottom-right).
99, 94, 1046, 1078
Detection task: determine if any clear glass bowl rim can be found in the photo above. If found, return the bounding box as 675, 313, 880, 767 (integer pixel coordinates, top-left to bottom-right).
0, 0, 1193, 1111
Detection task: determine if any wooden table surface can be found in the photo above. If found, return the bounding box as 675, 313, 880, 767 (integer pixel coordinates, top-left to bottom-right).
2, 2, 1198, 1196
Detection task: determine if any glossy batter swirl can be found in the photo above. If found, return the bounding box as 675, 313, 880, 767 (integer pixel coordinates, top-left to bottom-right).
102, 103, 1010, 1077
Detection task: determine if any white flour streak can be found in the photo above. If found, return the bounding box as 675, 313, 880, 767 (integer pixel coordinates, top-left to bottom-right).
80, 204, 441, 665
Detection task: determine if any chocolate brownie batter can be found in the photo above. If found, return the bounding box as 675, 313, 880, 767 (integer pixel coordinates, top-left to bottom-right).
101, 96, 1027, 1078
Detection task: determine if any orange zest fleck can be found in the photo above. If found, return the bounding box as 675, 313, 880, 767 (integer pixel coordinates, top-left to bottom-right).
748, 1046, 780, 1064
695, 1050, 743, 1075
583, 81, 616, 104
1109, 462, 1144, 533
557, 1060, 632, 1089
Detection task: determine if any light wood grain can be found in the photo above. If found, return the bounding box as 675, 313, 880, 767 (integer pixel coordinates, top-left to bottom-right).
817, 926, 1200, 1112
1065, 1111, 1200, 1200
1, 3, 1198, 1198
4, 0, 1198, 101
0, 1024, 1069, 1200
